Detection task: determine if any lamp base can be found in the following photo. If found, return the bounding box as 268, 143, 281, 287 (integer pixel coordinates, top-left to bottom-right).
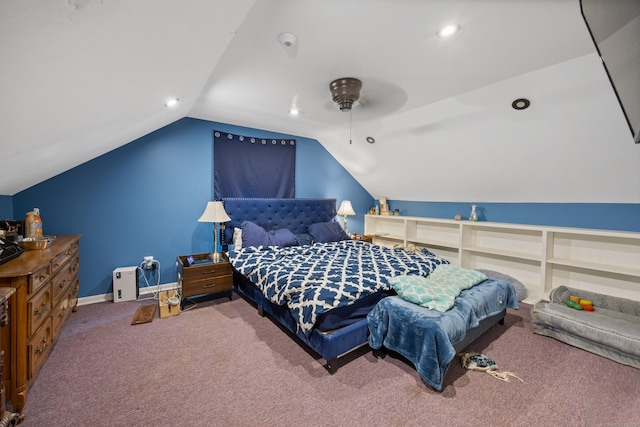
209, 251, 224, 263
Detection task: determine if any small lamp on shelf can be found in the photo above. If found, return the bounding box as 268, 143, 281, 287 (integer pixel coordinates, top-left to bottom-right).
198, 201, 231, 263
337, 200, 356, 236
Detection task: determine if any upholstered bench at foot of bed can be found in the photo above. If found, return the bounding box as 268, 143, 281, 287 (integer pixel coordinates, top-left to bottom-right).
367, 279, 519, 391
531, 286, 640, 369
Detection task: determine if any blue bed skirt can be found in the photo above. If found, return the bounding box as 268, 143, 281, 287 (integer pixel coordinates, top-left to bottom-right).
233, 274, 370, 370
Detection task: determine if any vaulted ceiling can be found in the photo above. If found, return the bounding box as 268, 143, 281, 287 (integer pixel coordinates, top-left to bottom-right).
1, 0, 638, 201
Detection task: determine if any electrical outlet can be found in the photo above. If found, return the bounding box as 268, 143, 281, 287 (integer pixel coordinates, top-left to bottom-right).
144, 256, 154, 269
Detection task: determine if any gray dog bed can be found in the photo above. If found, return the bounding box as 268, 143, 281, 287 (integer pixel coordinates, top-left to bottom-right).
532, 285, 640, 369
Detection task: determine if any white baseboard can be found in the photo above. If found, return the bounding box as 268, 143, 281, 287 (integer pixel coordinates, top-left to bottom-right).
77, 282, 179, 307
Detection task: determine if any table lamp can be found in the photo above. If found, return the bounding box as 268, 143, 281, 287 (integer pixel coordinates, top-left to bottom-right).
337, 200, 356, 236
198, 201, 231, 262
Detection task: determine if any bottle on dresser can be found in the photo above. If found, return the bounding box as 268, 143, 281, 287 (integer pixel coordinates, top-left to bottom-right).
24, 211, 35, 238
32, 208, 43, 237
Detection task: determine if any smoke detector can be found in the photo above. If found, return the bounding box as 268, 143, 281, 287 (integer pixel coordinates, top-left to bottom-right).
278, 32, 297, 47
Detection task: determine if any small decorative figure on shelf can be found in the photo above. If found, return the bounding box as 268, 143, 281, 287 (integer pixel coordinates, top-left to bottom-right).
469, 205, 478, 221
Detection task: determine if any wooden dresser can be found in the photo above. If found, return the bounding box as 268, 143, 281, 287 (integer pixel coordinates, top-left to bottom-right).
0, 234, 80, 423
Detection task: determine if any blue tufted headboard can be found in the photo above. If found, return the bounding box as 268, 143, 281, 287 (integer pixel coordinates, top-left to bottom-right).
221, 198, 337, 245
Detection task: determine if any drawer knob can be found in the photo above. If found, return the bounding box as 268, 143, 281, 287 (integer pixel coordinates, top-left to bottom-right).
35, 338, 48, 355
34, 301, 48, 317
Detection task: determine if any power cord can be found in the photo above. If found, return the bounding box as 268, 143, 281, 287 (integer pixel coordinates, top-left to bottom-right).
137, 259, 161, 300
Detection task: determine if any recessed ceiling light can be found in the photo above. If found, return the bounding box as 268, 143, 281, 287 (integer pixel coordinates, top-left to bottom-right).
289, 108, 299, 116
164, 98, 179, 107
512, 98, 530, 110
437, 24, 460, 38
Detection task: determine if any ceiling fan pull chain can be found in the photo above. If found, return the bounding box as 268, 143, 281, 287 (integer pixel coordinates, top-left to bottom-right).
349, 109, 352, 144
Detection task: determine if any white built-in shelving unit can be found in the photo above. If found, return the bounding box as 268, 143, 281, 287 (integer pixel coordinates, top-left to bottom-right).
365, 214, 640, 304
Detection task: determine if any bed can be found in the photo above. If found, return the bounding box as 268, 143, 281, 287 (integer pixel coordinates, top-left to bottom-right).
223, 198, 450, 372
222, 198, 518, 378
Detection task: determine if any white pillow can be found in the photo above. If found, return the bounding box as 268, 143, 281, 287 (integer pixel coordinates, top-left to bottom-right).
233, 227, 242, 250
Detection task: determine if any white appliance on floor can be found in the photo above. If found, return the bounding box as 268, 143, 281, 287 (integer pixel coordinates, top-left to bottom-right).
113, 266, 138, 302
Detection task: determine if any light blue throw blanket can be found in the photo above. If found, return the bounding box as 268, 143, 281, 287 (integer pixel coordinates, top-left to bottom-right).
367, 278, 519, 390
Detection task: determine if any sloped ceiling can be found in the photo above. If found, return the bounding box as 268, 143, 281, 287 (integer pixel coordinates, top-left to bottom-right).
1, 0, 639, 202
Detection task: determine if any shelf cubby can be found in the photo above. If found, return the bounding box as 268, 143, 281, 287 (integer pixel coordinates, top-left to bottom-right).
365, 214, 640, 303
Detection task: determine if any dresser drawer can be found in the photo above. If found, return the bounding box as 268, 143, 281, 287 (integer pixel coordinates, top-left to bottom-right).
181, 274, 233, 298
28, 317, 52, 380
50, 263, 71, 304
69, 275, 80, 311
51, 241, 80, 277
28, 264, 50, 295
52, 291, 72, 339
51, 253, 79, 304
28, 283, 51, 337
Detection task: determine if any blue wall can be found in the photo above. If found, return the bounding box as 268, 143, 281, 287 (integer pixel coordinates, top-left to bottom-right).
0, 196, 12, 221
7, 117, 640, 299
388, 201, 640, 232
12, 118, 373, 298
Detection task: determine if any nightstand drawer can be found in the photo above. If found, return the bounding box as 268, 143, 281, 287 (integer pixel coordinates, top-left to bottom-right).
181, 274, 232, 298
182, 261, 232, 281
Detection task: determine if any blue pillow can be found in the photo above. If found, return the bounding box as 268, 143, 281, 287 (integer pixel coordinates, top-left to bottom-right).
308, 221, 349, 243
269, 228, 298, 247
294, 233, 313, 246
240, 221, 298, 247
241, 221, 270, 247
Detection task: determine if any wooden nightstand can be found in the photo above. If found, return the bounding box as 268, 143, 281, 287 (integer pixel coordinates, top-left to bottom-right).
177, 252, 233, 304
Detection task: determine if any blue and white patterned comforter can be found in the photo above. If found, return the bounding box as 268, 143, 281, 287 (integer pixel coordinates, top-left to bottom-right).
229, 240, 449, 335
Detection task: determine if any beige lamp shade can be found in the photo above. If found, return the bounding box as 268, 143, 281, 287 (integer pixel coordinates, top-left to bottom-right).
337, 200, 356, 216
198, 201, 230, 262
337, 200, 356, 236
198, 201, 231, 223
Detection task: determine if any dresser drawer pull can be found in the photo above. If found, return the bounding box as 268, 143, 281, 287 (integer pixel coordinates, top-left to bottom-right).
59, 279, 67, 288
53, 262, 60, 269
58, 306, 67, 318
34, 302, 48, 317
202, 283, 217, 289
38, 273, 47, 282
35, 338, 48, 355
201, 269, 220, 275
